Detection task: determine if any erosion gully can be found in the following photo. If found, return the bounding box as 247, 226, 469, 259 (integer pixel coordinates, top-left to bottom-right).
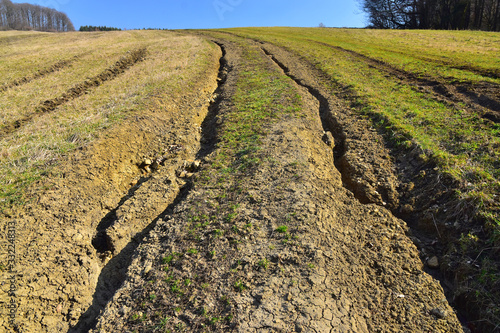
259, 42, 472, 330
69, 42, 229, 333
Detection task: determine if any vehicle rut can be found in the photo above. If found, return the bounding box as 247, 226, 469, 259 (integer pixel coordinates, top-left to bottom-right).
309, 40, 500, 122
259, 43, 400, 209
0, 55, 81, 93
70, 43, 229, 333
0, 48, 146, 140
88, 36, 464, 333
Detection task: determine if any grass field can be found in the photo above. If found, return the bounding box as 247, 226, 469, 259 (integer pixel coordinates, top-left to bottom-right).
1, 28, 499, 332
0, 30, 217, 213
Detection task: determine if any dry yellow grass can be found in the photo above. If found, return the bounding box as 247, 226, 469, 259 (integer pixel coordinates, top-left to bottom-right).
0, 30, 218, 211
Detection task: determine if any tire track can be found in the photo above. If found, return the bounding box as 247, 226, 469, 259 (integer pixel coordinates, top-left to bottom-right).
0, 55, 81, 93
69, 43, 228, 333
214, 29, 499, 122
308, 40, 500, 122
0, 48, 147, 141
261, 45, 399, 209
89, 36, 463, 333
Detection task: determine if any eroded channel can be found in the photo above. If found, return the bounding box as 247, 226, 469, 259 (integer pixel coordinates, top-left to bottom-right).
69, 42, 230, 333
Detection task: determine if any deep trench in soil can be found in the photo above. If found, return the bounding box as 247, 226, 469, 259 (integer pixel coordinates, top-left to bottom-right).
262, 47, 366, 201
69, 43, 229, 333
261, 45, 474, 329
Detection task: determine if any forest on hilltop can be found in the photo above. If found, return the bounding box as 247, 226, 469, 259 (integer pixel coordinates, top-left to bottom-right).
0, 0, 74, 32
362, 0, 500, 30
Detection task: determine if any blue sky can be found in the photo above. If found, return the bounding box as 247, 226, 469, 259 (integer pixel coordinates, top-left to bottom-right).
12, 0, 367, 30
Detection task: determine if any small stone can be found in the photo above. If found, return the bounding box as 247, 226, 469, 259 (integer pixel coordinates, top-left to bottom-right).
56, 304, 63, 313
322, 131, 335, 149
179, 171, 188, 178
427, 256, 439, 269
192, 160, 201, 170
143, 159, 152, 166
144, 262, 153, 274
72, 233, 84, 242
430, 307, 447, 319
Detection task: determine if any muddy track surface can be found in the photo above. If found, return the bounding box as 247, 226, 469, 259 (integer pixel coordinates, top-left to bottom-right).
89, 37, 463, 332
308, 40, 500, 123
0, 43, 221, 332
0, 55, 80, 93
0, 48, 147, 141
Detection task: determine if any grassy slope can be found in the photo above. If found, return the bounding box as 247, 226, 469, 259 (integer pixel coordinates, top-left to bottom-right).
229, 28, 500, 84
227, 27, 500, 230
224, 27, 500, 329
0, 30, 216, 215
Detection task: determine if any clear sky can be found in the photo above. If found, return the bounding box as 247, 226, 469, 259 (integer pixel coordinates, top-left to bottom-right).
12, 0, 367, 30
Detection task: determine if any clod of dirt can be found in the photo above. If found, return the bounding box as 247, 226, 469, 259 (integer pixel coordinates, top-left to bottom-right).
427, 256, 440, 269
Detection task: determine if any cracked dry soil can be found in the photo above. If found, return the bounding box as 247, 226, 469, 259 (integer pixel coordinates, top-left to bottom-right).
2, 36, 464, 332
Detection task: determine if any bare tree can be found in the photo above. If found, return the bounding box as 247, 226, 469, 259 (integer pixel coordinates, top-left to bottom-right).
0, 0, 74, 32
361, 0, 499, 30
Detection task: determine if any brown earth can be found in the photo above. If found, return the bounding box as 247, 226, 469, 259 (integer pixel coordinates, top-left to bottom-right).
0, 41, 221, 332
90, 36, 463, 332
1, 33, 468, 333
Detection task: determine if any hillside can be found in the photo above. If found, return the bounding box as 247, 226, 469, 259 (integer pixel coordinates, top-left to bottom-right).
0, 29, 499, 332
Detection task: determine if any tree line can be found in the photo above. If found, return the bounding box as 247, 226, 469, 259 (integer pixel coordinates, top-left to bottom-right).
0, 0, 74, 32
79, 25, 121, 32
361, 0, 500, 31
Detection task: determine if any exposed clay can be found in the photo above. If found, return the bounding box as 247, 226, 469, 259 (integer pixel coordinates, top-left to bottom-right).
90, 37, 463, 333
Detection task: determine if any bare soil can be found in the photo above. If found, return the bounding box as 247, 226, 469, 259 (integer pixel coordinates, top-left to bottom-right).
91, 37, 463, 332
1, 34, 468, 332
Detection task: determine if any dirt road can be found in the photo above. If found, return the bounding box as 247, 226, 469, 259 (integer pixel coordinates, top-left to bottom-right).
2, 33, 464, 332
